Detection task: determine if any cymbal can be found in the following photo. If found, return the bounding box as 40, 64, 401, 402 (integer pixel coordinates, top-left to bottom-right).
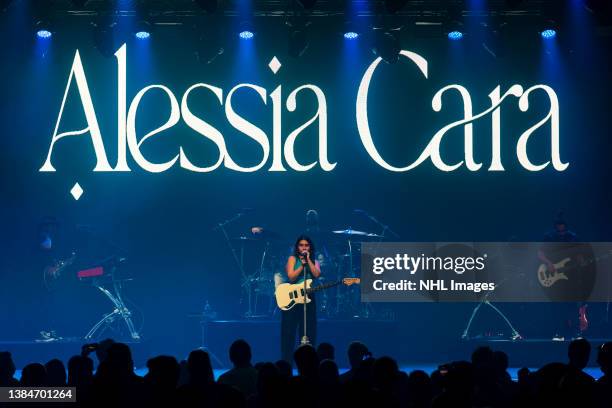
332, 229, 369, 236
250, 227, 283, 241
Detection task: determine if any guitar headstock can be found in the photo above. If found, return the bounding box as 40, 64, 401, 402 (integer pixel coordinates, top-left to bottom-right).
342, 278, 360, 286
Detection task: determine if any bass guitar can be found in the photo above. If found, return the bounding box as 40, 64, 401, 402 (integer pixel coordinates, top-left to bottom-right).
537, 250, 611, 288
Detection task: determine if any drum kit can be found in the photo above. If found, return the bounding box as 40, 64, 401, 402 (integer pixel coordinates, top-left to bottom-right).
227, 226, 389, 319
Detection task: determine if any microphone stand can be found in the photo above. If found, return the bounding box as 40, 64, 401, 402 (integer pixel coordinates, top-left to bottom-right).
301, 258, 310, 345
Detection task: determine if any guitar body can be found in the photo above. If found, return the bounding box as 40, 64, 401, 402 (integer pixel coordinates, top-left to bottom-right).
275, 278, 360, 311
537, 257, 570, 287
537, 243, 601, 302
275, 279, 314, 311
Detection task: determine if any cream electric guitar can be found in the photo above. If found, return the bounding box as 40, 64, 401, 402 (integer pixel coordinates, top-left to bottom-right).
275, 278, 360, 311
537, 251, 612, 288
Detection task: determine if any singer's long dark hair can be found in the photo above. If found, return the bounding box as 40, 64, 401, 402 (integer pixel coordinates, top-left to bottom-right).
293, 235, 316, 259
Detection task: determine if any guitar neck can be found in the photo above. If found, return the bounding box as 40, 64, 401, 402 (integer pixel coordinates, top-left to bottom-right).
306, 280, 342, 294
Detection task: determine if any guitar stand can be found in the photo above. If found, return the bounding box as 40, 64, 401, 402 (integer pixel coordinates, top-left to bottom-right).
84, 274, 140, 341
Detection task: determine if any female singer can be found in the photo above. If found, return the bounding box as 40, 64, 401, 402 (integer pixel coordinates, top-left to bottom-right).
280, 235, 321, 363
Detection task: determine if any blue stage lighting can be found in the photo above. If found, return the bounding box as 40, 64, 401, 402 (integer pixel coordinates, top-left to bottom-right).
135, 31, 150, 39
448, 31, 463, 40
541, 29, 556, 39
239, 30, 254, 40
344, 31, 359, 40
37, 29, 52, 39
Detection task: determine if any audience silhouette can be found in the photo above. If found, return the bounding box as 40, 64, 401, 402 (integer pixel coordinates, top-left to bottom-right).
317, 342, 335, 361
1, 337, 612, 407
0, 351, 18, 386
596, 342, 612, 408
217, 339, 258, 398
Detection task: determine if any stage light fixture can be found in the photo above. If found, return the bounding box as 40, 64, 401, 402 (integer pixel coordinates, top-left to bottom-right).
443, 3, 464, 41
541, 29, 557, 39
34, 19, 54, 39
239, 30, 254, 39
134, 20, 152, 39
237, 21, 255, 40
135, 31, 150, 39
372, 29, 400, 64
448, 31, 463, 40
36, 29, 52, 39
342, 21, 361, 40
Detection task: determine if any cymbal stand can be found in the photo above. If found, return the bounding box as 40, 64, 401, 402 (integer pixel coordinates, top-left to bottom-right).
348, 235, 354, 279
361, 212, 400, 240
346, 231, 359, 318
354, 211, 400, 319
214, 211, 251, 316
348, 235, 367, 318
253, 240, 270, 316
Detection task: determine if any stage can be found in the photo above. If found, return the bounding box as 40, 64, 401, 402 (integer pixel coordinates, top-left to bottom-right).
2, 317, 611, 371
